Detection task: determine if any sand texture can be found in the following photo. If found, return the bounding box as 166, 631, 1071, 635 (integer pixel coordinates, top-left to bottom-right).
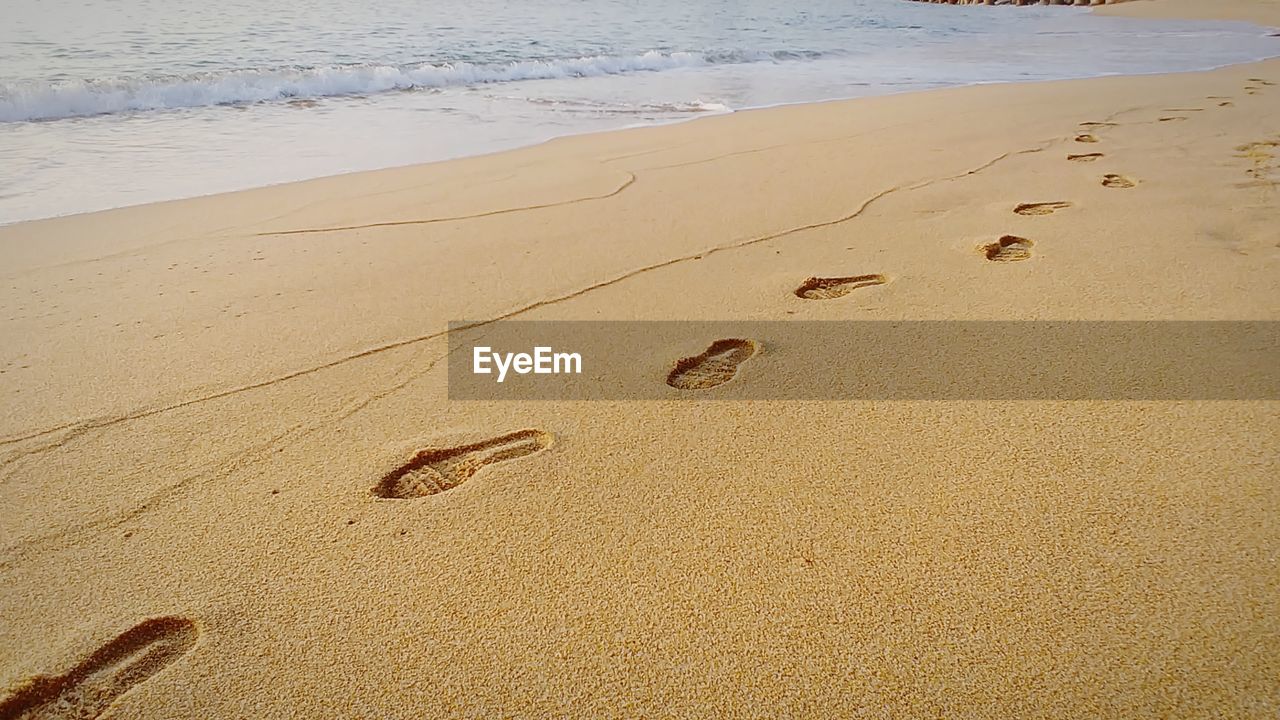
1, 1, 1278, 717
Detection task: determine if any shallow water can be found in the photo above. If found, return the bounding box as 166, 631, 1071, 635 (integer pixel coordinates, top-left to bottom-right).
1, 0, 1276, 224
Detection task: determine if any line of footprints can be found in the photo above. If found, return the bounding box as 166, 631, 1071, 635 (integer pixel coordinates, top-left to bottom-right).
368, 112, 1159, 499
2, 79, 1273, 720
381, 86, 1280, 500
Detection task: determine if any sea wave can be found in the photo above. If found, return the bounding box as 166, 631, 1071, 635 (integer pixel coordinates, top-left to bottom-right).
0, 50, 813, 123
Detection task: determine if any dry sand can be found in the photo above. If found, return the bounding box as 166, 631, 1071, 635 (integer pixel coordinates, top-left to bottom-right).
2, 1, 1279, 717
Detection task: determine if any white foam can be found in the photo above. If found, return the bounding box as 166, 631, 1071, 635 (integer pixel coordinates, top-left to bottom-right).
0, 50, 784, 123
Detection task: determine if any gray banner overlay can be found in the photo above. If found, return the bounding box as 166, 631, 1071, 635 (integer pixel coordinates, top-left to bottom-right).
447, 321, 1280, 400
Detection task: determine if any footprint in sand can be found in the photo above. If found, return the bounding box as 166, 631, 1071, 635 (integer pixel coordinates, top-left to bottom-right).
0, 617, 198, 720
981, 236, 1034, 263
1068, 153, 1105, 163
1248, 78, 1275, 86
1219, 101, 1235, 107
1074, 134, 1100, 144
1233, 140, 1279, 186
1102, 174, 1137, 189
1158, 116, 1187, 122
373, 429, 553, 499
1235, 140, 1279, 158
1013, 201, 1072, 216
1079, 122, 1117, 128
794, 274, 887, 300
667, 339, 757, 390
1163, 108, 1204, 112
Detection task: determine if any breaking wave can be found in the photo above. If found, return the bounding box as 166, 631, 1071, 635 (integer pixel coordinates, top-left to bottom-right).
0, 49, 820, 122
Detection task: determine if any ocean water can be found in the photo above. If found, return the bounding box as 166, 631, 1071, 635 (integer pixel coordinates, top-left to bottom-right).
1, 0, 1276, 225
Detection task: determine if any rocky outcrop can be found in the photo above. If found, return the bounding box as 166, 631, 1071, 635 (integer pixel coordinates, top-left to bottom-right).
904, 0, 1136, 5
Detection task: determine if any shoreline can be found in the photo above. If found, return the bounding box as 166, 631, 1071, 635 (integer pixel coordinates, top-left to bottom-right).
3, 65, 1273, 232
2, 0, 1278, 717
4, 56, 1276, 277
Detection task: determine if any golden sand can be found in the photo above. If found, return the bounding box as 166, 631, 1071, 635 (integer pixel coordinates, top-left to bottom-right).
1, 1, 1278, 717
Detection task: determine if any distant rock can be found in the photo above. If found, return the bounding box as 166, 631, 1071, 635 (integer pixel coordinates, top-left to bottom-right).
903, 0, 1136, 6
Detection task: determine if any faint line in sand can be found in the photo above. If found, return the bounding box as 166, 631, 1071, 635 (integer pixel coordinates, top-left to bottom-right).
254, 172, 637, 236
0, 135, 1103, 563
1, 138, 1062, 459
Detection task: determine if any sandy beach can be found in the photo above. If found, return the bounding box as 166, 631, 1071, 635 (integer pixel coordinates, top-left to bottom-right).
2, 0, 1278, 717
